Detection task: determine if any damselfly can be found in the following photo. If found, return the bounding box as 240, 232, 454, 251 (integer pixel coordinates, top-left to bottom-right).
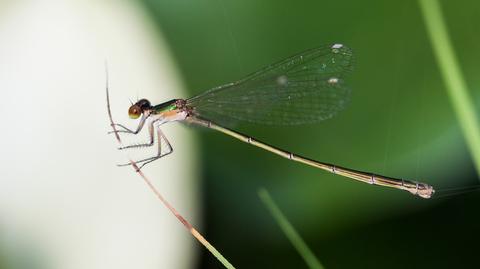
108, 44, 435, 199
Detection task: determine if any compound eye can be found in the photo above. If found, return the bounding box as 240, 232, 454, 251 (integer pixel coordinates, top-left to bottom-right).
137, 99, 151, 109
128, 105, 141, 119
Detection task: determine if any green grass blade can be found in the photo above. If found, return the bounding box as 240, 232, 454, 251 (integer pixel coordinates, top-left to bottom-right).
258, 188, 324, 269
418, 0, 480, 176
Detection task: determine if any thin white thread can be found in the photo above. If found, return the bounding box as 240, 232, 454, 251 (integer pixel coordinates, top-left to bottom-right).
217, 0, 243, 73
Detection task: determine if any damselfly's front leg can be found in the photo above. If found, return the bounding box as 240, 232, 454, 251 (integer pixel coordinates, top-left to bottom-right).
117, 118, 156, 150
117, 127, 174, 170
109, 114, 147, 135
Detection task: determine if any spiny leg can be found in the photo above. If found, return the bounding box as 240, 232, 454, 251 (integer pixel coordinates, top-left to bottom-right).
117, 127, 174, 170
136, 129, 174, 170
118, 118, 156, 150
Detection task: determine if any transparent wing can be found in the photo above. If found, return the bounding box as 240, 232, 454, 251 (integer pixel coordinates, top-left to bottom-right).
187, 44, 353, 125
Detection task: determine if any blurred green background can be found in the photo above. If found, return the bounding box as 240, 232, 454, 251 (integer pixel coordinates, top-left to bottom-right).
138, 0, 480, 268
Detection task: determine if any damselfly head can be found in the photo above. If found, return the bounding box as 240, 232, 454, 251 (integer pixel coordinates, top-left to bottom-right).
128, 99, 151, 119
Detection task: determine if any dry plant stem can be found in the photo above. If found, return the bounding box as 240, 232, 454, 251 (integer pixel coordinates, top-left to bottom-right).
105, 77, 235, 269
258, 188, 324, 269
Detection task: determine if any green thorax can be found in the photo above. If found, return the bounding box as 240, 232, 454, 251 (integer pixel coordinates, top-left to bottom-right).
152, 99, 178, 114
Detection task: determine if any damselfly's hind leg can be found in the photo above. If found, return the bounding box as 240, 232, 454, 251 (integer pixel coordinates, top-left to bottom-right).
135, 131, 174, 170
117, 127, 173, 171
